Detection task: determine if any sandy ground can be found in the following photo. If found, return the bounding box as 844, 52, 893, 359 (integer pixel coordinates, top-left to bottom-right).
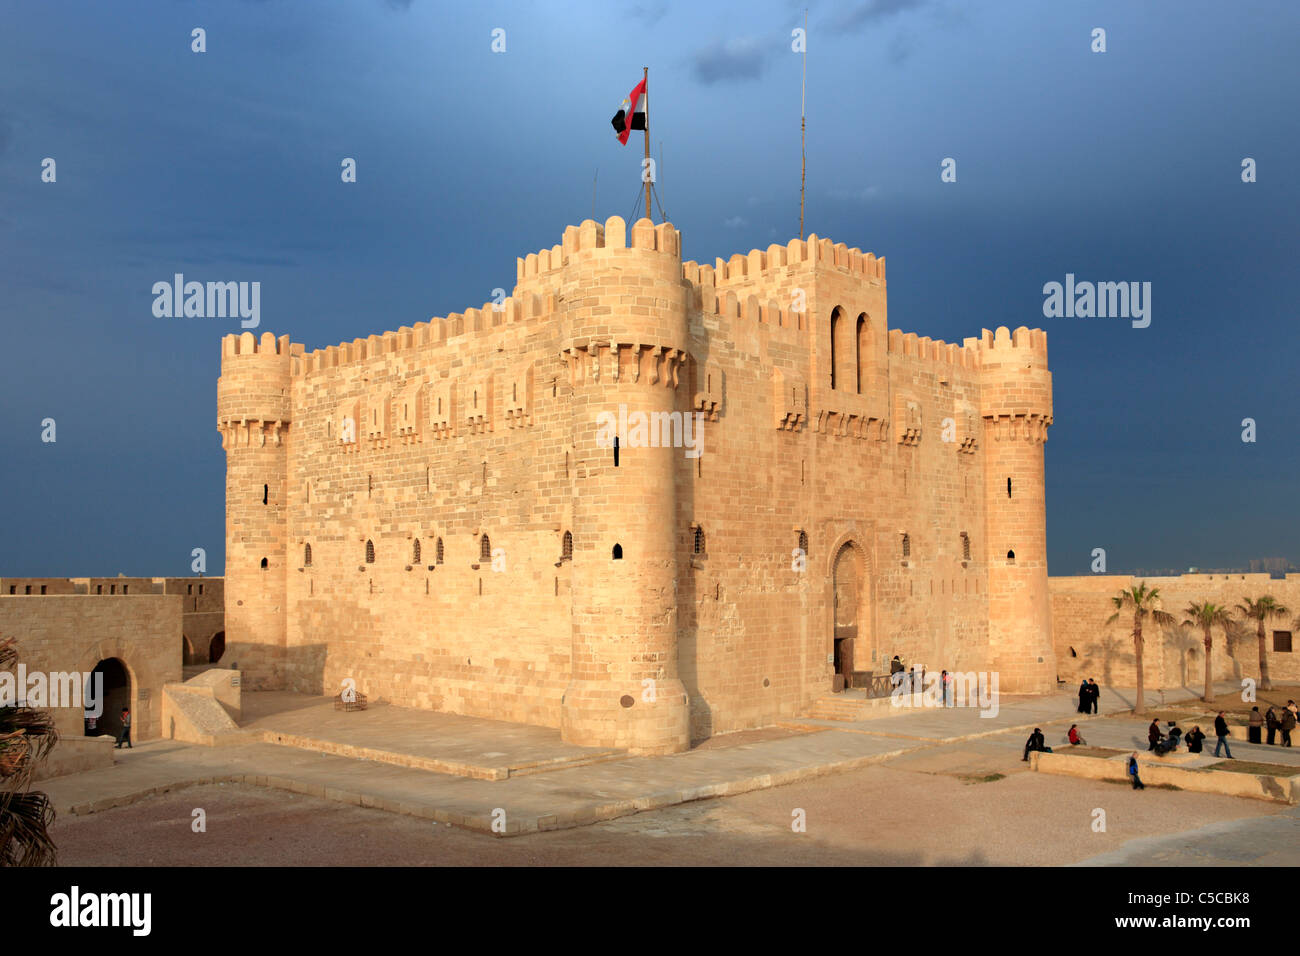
49, 760, 1295, 867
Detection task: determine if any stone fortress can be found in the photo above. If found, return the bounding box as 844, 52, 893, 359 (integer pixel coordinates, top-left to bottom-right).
217, 215, 1059, 756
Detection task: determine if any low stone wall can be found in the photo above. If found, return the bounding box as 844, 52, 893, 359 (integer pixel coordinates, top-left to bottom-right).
1031, 749, 1299, 804
30, 735, 116, 782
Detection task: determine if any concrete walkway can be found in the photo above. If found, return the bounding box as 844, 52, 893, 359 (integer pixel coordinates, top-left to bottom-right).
38, 683, 1299, 838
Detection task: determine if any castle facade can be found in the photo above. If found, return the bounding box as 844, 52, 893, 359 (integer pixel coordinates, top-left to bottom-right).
217, 216, 1055, 754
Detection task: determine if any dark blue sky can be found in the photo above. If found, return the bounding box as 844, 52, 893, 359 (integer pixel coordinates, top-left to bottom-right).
2, 0, 1297, 577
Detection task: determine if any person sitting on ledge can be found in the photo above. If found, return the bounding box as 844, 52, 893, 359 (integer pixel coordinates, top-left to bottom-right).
1185, 726, 1206, 754
1067, 724, 1086, 746
1022, 728, 1052, 761
1154, 722, 1182, 756
1148, 719, 1163, 751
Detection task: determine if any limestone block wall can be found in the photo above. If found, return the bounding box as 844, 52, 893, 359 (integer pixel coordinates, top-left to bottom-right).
1050, 573, 1300, 688
220, 216, 1058, 748
0, 595, 182, 742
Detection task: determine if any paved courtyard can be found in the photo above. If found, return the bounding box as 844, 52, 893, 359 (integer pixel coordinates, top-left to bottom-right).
38, 680, 1300, 864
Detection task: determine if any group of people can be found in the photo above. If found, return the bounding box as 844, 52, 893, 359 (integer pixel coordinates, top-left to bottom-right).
1253, 701, 1298, 747
1148, 712, 1231, 757
1075, 679, 1101, 714
83, 706, 133, 749
888, 656, 958, 706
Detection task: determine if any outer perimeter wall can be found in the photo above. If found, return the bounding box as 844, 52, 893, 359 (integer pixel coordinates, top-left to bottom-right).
1051, 573, 1300, 689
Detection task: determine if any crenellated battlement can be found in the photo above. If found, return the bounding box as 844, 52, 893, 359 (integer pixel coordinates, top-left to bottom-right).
699, 233, 886, 286
972, 325, 1049, 364
221, 331, 295, 360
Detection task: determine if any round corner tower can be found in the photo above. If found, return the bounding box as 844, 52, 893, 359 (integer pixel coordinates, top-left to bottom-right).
558, 215, 691, 755
217, 330, 292, 688
978, 325, 1056, 693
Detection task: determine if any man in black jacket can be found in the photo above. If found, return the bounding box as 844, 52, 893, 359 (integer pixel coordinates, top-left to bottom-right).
1148, 719, 1162, 751
1213, 711, 1233, 758
1022, 728, 1052, 761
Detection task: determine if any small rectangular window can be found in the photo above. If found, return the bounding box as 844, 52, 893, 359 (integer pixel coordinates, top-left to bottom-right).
40, 585, 46, 595
1275, 630, 1293, 653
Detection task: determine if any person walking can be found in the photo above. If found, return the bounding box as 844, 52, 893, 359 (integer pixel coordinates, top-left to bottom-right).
1148, 718, 1162, 751
1248, 706, 1264, 744
1213, 711, 1233, 758
941, 669, 953, 707
1281, 707, 1296, 748
1186, 726, 1206, 754
1265, 707, 1279, 746
115, 706, 132, 749
1128, 752, 1145, 790
1088, 678, 1101, 714
1078, 680, 1090, 714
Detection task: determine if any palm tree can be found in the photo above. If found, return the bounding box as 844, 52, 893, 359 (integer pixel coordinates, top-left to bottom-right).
1106, 582, 1176, 714
1183, 602, 1231, 703
1235, 596, 1290, 691
0, 637, 58, 866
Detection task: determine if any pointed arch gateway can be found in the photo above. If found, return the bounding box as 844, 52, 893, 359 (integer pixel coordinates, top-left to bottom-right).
831, 541, 868, 689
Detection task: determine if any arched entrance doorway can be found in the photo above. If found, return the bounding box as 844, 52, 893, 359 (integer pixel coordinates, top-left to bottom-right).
832, 542, 864, 689
208, 631, 225, 664
88, 657, 130, 739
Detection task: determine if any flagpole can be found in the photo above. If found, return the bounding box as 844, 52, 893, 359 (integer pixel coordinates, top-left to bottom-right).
800, 9, 807, 241
643, 66, 652, 223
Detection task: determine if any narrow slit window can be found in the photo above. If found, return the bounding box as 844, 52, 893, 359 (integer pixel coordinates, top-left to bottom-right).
304, 544, 313, 567
263, 484, 268, 505
902, 533, 911, 559
562, 530, 573, 561
480, 534, 491, 561
436, 537, 444, 565
366, 540, 375, 564
613, 436, 620, 467
413, 539, 422, 564
1007, 477, 1012, 498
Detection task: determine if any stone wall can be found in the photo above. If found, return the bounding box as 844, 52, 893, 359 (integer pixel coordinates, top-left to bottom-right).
219, 216, 1058, 751
0, 595, 183, 742
1050, 573, 1300, 689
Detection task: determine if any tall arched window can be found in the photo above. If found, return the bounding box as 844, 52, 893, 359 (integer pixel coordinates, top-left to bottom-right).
436, 537, 444, 565
856, 313, 869, 393
829, 306, 843, 390
480, 534, 491, 561
901, 533, 911, 559
365, 540, 375, 563
413, 539, 422, 564
961, 532, 971, 561
561, 530, 573, 561
693, 526, 706, 555
304, 544, 312, 567
798, 529, 809, 555
612, 543, 623, 560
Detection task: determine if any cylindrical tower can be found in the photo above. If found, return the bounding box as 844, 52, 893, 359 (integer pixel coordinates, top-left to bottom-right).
978, 325, 1055, 693
559, 216, 691, 754
217, 330, 292, 688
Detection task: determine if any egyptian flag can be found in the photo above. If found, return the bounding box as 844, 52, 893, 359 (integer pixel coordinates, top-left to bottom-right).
611, 77, 647, 145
